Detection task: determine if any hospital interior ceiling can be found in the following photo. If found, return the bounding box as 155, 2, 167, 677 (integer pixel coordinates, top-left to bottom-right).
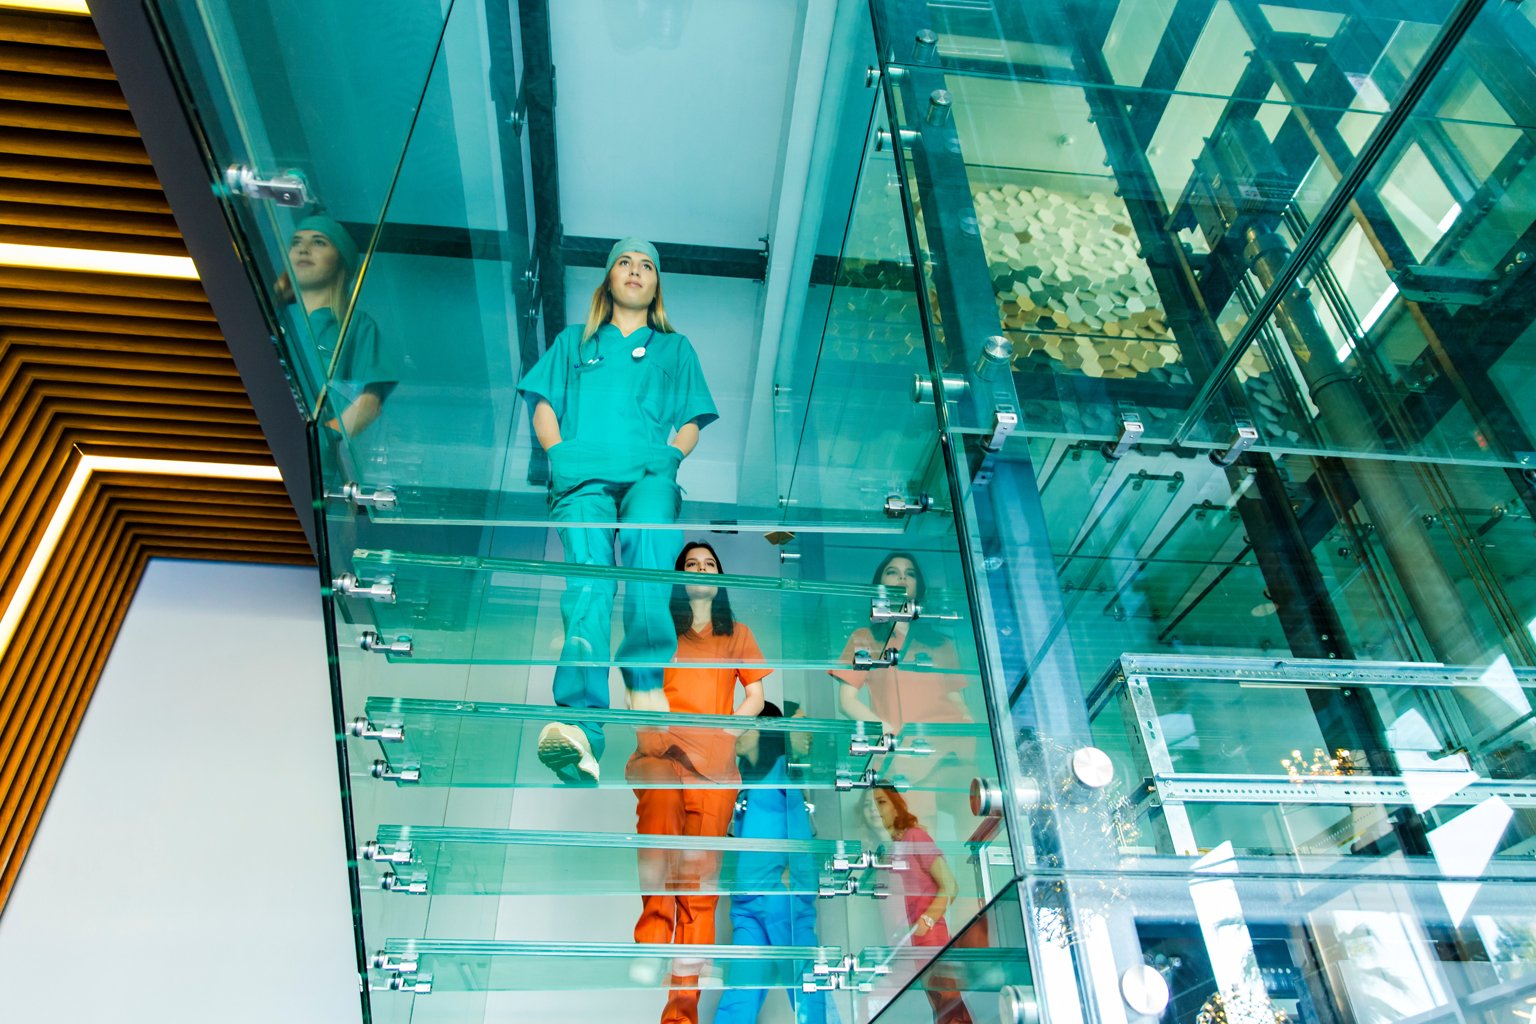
0, 4, 309, 913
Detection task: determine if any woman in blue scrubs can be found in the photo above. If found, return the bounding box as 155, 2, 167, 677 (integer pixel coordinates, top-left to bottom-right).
517, 238, 717, 783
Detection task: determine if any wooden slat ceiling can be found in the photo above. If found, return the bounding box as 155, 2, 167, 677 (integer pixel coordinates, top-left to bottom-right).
0, 7, 312, 909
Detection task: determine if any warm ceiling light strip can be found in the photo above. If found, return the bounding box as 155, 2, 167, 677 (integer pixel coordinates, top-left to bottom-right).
0, 455, 283, 657
0, 243, 199, 281
0, 0, 90, 13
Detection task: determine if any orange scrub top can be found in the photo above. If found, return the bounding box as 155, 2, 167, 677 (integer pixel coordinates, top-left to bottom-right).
663, 623, 772, 782
828, 627, 972, 734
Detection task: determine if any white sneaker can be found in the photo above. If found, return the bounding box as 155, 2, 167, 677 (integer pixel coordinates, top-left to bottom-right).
537, 722, 600, 784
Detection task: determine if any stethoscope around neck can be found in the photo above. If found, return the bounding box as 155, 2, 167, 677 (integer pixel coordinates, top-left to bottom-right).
576, 327, 655, 373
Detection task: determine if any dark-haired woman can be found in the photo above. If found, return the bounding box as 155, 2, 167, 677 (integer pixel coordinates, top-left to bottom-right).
830, 553, 975, 831
627, 541, 768, 1024
830, 553, 972, 736
715, 701, 831, 1024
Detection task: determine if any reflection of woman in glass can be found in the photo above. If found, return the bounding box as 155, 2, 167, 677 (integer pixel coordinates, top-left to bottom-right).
831, 553, 974, 832
715, 700, 832, 1024
517, 239, 717, 784
867, 786, 973, 1024
627, 541, 766, 1024
829, 553, 972, 734
278, 215, 393, 437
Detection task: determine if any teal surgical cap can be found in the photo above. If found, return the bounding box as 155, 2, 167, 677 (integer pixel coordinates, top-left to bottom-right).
606, 237, 660, 273
295, 214, 360, 273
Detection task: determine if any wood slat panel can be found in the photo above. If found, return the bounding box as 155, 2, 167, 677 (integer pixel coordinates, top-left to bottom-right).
0, 8, 312, 913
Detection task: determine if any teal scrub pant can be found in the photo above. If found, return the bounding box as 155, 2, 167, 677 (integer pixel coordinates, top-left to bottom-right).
714, 894, 830, 1024
550, 472, 681, 759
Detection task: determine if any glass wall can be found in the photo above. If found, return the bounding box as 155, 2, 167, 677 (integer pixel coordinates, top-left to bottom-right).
140, 0, 1536, 1022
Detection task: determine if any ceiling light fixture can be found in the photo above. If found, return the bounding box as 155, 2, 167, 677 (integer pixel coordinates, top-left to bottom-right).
0, 243, 199, 280
0, 455, 283, 657
0, 0, 90, 14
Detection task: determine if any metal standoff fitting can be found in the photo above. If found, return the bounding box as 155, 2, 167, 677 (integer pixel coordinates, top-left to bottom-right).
851, 647, 900, 670
379, 871, 428, 895
1071, 746, 1115, 789
332, 573, 396, 604
360, 840, 415, 865
975, 335, 1012, 381
370, 760, 421, 784
1209, 420, 1260, 466
389, 973, 433, 994
870, 594, 919, 625
1101, 409, 1144, 461
371, 952, 419, 973
1120, 964, 1170, 1016
912, 28, 939, 61
359, 631, 413, 656
969, 776, 1042, 816
222, 164, 311, 207
884, 493, 934, 518
332, 481, 399, 511
349, 718, 405, 742
912, 373, 969, 405
926, 88, 953, 126
999, 985, 1041, 1024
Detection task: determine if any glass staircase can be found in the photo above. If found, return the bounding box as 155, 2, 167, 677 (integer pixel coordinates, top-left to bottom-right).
136, 0, 1536, 1022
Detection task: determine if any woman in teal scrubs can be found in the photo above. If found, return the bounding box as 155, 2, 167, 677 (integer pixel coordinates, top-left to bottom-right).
517, 238, 717, 783
279, 214, 394, 436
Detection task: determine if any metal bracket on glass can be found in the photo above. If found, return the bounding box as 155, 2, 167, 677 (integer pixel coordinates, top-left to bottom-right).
506, 67, 529, 135
370, 760, 421, 785
974, 335, 1012, 381
359, 631, 413, 656
379, 871, 428, 895
850, 647, 899, 670
982, 406, 1018, 452
332, 573, 396, 604
372, 952, 419, 973
849, 732, 933, 758
222, 164, 311, 207
331, 481, 398, 511
883, 493, 933, 518
349, 717, 405, 743
911, 373, 968, 405
835, 768, 880, 791
873, 127, 920, 152
388, 973, 433, 995
360, 839, 415, 865
804, 955, 883, 993
1208, 420, 1260, 467
1101, 409, 1144, 461
870, 595, 919, 625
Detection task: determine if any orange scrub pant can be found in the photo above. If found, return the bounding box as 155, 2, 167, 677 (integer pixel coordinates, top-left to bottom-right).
628, 747, 738, 1024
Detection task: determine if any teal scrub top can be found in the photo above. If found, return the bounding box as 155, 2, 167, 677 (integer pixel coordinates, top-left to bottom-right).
301, 305, 394, 410
518, 322, 717, 484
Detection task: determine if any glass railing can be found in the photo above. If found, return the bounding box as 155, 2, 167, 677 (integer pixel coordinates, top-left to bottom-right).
138, 0, 1536, 1022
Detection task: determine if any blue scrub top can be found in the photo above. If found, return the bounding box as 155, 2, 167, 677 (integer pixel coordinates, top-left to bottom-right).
518, 322, 718, 484
730, 757, 818, 892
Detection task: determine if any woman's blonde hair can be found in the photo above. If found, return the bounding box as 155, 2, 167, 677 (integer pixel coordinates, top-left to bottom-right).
582, 271, 676, 341
276, 269, 348, 322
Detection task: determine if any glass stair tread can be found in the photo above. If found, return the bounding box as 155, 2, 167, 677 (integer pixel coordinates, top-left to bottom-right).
361, 825, 1000, 898
359, 696, 989, 790
343, 548, 978, 669
369, 939, 840, 993
353, 486, 931, 533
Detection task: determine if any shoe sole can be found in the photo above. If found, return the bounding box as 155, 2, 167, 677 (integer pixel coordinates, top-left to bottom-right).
537, 725, 599, 783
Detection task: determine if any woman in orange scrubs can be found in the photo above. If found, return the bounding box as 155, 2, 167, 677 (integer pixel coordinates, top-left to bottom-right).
628, 541, 768, 1024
